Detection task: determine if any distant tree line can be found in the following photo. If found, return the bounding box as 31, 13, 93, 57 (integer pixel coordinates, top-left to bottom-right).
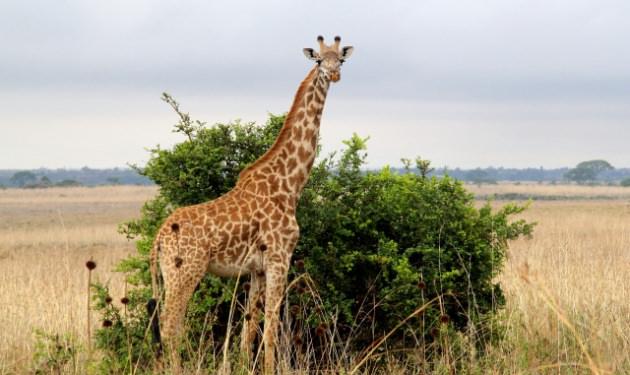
2, 162, 629, 189
393, 163, 630, 185
0, 167, 152, 188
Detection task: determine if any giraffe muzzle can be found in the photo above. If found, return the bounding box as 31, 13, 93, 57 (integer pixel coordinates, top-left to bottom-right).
330, 71, 340, 82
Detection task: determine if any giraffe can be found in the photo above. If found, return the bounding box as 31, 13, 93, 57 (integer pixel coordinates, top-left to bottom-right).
147, 35, 354, 374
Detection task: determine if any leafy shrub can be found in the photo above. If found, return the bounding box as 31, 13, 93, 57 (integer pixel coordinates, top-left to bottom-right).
295, 136, 533, 351
92, 94, 534, 372
620, 177, 630, 187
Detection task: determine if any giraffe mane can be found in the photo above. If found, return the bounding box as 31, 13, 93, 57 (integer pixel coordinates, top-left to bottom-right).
237, 67, 319, 182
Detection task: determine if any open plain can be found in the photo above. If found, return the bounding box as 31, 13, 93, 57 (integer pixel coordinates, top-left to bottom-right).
0, 184, 628, 374
0, 186, 157, 373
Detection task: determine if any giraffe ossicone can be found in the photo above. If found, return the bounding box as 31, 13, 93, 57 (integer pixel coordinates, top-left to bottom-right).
147, 35, 354, 374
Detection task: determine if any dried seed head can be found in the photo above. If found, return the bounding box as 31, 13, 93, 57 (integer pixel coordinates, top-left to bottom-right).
289, 305, 300, 316
417, 281, 426, 290
440, 315, 449, 324
293, 335, 303, 346
102, 319, 113, 328
105, 296, 112, 304
85, 260, 96, 270
243, 282, 251, 292
295, 259, 305, 271
256, 300, 264, 309
315, 323, 327, 337
120, 297, 129, 305
244, 313, 252, 321
297, 286, 305, 295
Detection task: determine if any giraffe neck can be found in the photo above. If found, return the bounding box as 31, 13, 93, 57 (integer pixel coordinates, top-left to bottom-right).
237, 67, 331, 206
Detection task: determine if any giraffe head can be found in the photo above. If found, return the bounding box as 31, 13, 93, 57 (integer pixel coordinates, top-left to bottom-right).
303, 35, 354, 83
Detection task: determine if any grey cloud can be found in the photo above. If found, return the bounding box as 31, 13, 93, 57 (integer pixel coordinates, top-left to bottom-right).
3, 0, 629, 100
1, 0, 629, 168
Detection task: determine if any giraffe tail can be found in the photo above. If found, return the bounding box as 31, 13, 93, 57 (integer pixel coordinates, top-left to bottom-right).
147, 237, 162, 350
149, 237, 160, 300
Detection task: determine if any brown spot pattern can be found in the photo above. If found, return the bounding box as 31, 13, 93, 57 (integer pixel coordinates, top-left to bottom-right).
149, 54, 336, 375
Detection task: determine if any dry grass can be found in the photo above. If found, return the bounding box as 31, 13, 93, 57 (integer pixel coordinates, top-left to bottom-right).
467, 181, 630, 200
0, 184, 629, 374
0, 186, 157, 373
497, 199, 630, 374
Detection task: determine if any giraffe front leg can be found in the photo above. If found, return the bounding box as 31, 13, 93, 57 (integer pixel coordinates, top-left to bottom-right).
240, 270, 266, 365
262, 259, 291, 375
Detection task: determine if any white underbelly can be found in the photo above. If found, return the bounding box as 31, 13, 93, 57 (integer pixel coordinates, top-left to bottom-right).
207, 262, 253, 278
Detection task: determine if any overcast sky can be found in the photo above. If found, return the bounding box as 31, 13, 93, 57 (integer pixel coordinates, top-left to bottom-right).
1, 0, 629, 169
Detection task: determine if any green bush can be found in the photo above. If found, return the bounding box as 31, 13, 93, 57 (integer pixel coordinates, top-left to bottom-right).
295, 136, 533, 351
92, 94, 534, 372
620, 177, 630, 187
31, 330, 81, 374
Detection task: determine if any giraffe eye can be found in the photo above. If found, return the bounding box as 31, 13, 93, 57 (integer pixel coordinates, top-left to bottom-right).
339, 59, 345, 65
316, 60, 322, 66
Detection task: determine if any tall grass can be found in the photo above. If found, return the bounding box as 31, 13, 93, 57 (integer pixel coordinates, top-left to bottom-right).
0, 186, 155, 373
499, 200, 630, 374
0, 185, 628, 374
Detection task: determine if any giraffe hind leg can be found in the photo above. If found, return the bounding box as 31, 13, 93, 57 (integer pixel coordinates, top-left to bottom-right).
161, 267, 206, 374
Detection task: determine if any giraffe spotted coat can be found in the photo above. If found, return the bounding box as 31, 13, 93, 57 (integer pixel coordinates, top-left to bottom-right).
149, 35, 354, 374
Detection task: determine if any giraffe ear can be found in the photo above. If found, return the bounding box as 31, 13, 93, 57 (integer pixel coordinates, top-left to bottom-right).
340, 46, 354, 61
303, 48, 320, 62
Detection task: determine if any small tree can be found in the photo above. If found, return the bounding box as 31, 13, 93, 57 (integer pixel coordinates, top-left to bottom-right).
620, 177, 630, 187
40, 176, 52, 187
465, 168, 497, 186
10, 171, 37, 187
565, 160, 614, 184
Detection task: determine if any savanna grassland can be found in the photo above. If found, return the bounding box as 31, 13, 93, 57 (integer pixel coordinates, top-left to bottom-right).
0, 186, 157, 373
0, 184, 628, 374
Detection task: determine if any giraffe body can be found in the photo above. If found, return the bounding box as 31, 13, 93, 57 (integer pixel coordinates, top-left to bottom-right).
149, 36, 353, 374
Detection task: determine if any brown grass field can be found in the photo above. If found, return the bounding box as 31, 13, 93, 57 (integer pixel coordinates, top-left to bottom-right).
0, 184, 628, 374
